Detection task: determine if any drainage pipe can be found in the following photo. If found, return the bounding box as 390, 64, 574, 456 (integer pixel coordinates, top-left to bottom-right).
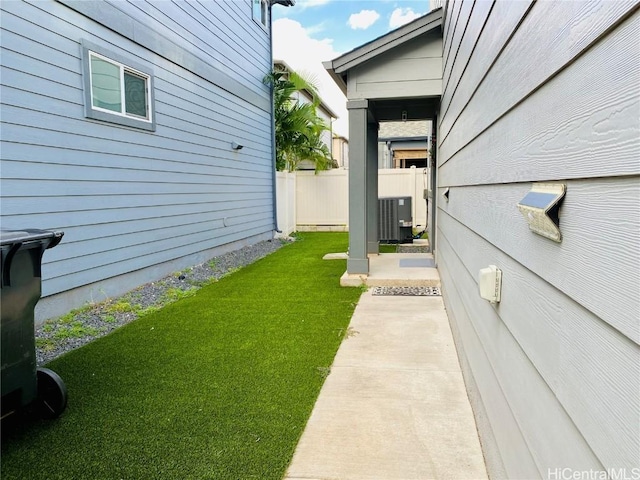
268, 1, 282, 235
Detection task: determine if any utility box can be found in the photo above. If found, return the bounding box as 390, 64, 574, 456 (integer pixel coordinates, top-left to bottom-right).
479, 265, 502, 304
378, 197, 413, 244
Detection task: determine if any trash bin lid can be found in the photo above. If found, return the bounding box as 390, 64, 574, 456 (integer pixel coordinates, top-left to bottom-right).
0, 229, 64, 249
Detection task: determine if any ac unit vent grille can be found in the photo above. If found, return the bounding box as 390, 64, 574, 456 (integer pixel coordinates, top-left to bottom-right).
378, 197, 413, 243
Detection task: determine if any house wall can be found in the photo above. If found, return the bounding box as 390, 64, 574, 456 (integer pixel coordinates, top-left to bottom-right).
0, 0, 275, 323
332, 137, 348, 168
437, 0, 640, 477
317, 107, 333, 161
378, 142, 392, 169
347, 32, 442, 100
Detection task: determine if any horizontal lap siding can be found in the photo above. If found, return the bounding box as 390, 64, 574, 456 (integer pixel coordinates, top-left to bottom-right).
0, 0, 274, 298
106, 0, 269, 95
439, 0, 638, 161
437, 224, 603, 477
438, 0, 640, 477
349, 34, 443, 100
439, 197, 639, 471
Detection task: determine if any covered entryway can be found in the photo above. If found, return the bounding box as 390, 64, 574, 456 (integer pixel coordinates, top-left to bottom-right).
324, 9, 443, 278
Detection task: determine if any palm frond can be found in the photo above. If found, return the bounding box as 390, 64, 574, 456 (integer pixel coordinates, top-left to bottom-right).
265, 68, 334, 172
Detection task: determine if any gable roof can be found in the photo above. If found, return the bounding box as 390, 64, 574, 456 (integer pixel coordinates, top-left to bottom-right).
379, 120, 430, 140
324, 8, 443, 95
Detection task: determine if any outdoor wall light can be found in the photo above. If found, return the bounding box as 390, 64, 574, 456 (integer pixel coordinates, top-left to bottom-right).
517, 182, 566, 242
231, 142, 244, 150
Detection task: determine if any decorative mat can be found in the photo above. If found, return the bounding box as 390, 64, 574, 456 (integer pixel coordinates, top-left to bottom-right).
372, 286, 441, 296
397, 245, 430, 253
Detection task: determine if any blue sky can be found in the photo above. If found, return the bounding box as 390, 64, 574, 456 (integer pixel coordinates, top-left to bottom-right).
273, 0, 431, 54
272, 0, 433, 136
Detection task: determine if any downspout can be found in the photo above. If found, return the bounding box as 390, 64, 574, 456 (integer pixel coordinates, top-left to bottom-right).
268, 1, 282, 234
267, 0, 295, 234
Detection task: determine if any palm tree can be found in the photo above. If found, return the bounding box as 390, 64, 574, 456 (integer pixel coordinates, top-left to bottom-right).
264, 70, 334, 172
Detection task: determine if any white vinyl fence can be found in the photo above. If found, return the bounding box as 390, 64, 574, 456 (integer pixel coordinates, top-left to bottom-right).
275, 171, 296, 237
275, 167, 430, 237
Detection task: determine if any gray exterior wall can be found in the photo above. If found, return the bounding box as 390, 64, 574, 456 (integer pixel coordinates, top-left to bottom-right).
437, 0, 640, 477
1, 0, 275, 322
347, 32, 442, 100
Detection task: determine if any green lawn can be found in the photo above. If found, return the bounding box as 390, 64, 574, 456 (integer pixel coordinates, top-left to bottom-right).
378, 244, 398, 253
1, 233, 361, 480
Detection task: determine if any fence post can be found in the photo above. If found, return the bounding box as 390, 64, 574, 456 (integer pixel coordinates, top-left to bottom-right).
411, 166, 417, 229
292, 172, 297, 234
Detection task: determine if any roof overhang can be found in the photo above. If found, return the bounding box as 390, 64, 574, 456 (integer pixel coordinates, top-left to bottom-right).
379, 136, 429, 143
324, 8, 443, 96
386, 140, 429, 150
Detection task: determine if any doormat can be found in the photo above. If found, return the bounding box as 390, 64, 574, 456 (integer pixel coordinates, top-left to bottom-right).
372, 286, 441, 296
399, 258, 436, 268
397, 245, 430, 253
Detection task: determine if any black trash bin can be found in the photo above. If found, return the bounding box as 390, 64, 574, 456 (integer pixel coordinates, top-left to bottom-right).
1, 229, 68, 420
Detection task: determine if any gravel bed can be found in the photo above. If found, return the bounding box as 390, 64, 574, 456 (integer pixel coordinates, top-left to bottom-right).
36, 238, 289, 366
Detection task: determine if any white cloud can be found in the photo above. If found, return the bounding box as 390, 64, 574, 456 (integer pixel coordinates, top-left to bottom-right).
296, 0, 331, 9
273, 18, 348, 137
348, 10, 380, 30
305, 21, 327, 35
389, 7, 423, 29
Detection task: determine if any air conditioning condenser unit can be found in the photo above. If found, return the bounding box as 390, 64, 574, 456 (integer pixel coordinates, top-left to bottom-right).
378, 196, 413, 244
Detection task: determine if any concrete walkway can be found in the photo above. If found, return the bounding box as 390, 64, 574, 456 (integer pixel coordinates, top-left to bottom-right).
284, 287, 487, 479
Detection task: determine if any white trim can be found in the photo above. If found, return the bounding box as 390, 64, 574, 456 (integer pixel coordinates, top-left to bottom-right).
88, 51, 153, 123
252, 0, 270, 31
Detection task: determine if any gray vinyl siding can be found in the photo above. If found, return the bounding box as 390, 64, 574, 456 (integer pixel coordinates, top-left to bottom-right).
70, 0, 271, 96
0, 1, 274, 309
437, 1, 640, 477
347, 33, 442, 100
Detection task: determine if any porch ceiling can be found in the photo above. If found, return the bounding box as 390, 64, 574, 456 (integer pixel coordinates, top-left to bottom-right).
370, 97, 440, 122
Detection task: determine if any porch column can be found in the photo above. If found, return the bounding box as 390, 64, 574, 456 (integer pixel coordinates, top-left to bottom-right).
346, 99, 370, 274
366, 121, 379, 254
430, 113, 438, 254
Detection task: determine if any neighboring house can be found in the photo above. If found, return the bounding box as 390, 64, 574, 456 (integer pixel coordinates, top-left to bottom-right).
273, 59, 337, 170
332, 134, 349, 168
0, 0, 292, 323
378, 120, 431, 169
326, 1, 639, 477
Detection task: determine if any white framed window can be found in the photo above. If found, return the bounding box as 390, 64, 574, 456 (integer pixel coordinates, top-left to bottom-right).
81, 40, 156, 131
253, 0, 269, 30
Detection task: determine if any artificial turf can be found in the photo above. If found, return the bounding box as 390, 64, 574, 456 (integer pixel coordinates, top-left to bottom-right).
378, 244, 398, 253
1, 233, 361, 480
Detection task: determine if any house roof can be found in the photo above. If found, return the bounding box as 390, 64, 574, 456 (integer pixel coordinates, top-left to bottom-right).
379, 120, 430, 140
324, 8, 443, 95
273, 59, 338, 119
